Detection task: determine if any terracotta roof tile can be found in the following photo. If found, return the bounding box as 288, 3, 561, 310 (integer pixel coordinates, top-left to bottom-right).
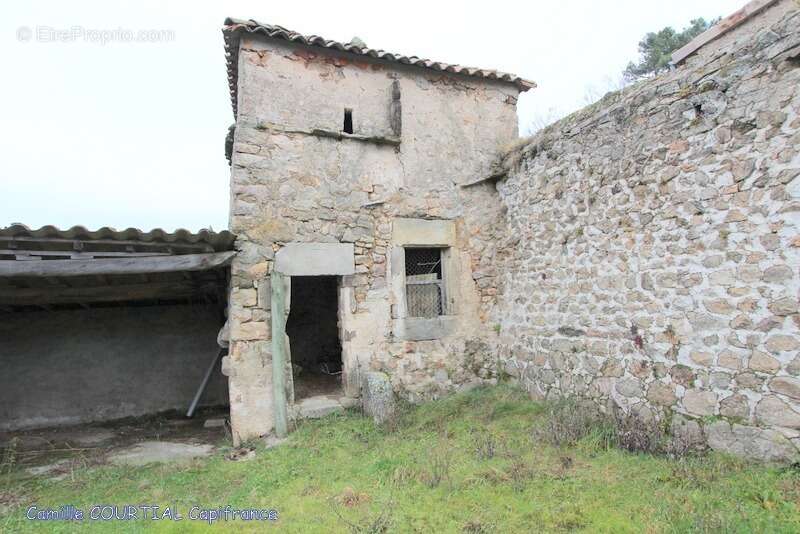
223, 18, 535, 118
0, 224, 236, 252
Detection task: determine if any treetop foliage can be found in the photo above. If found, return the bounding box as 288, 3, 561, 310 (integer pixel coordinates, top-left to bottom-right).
624, 17, 719, 79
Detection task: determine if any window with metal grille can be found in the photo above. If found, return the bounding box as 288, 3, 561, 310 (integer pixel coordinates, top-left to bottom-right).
404, 247, 445, 317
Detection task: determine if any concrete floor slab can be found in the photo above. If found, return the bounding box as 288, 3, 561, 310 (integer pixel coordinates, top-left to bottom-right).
25, 459, 71, 479
63, 429, 117, 447
108, 441, 214, 466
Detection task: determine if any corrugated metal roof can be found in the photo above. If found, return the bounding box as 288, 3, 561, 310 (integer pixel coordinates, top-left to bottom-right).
223, 17, 536, 118
0, 224, 236, 252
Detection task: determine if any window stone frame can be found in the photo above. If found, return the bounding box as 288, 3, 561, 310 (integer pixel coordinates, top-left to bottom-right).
390, 218, 459, 341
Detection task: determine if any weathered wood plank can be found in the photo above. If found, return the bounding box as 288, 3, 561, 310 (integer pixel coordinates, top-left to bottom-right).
0, 236, 215, 253
271, 272, 289, 439
0, 280, 219, 305
0, 249, 171, 258
0, 251, 236, 278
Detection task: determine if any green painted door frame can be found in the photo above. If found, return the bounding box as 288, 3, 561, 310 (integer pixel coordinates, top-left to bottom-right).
270, 272, 289, 438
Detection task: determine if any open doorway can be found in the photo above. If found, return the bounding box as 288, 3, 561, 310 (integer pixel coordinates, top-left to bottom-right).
286, 276, 342, 400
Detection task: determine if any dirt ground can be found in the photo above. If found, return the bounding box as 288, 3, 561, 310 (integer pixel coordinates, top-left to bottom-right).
293, 370, 342, 400
0, 407, 229, 481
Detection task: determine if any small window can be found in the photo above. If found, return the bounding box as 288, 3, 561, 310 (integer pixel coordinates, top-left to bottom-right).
343, 108, 353, 134
405, 247, 445, 317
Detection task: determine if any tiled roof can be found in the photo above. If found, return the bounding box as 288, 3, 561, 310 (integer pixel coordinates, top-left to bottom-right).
223, 17, 536, 118
0, 224, 236, 252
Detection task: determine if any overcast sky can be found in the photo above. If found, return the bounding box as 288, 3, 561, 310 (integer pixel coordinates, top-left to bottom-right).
0, 0, 743, 232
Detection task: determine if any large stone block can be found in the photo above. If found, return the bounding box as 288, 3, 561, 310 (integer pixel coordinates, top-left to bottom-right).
646, 382, 677, 406
361, 372, 396, 424
683, 389, 717, 416
765, 335, 800, 354
756, 395, 800, 428
392, 316, 457, 341
232, 321, 270, 341
274, 242, 355, 276
706, 421, 799, 463
392, 218, 456, 246
769, 377, 800, 400
749, 350, 780, 373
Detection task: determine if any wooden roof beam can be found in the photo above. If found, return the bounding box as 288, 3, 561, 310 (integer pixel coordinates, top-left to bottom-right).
0, 280, 220, 306
0, 251, 236, 278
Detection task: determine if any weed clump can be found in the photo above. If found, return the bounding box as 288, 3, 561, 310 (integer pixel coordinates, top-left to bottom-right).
533, 397, 691, 456
472, 431, 497, 460
1, 438, 19, 475
419, 448, 452, 488
532, 398, 617, 449
615, 412, 665, 454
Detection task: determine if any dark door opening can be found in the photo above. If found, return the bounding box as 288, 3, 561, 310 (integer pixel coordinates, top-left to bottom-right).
286, 276, 342, 400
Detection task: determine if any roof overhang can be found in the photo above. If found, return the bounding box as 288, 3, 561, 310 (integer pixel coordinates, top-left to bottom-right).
0, 225, 236, 311
222, 17, 536, 118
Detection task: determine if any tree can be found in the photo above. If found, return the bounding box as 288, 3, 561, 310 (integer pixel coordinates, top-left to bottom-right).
624, 18, 718, 79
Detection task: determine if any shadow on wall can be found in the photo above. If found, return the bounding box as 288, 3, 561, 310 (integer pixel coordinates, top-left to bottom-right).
0, 303, 228, 431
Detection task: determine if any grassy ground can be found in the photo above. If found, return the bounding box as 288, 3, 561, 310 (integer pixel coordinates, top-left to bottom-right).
2, 385, 800, 533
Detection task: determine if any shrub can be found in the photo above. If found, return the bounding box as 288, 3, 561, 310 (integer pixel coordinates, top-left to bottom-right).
533, 397, 691, 456
615, 412, 665, 454
473, 431, 497, 460
0, 438, 19, 475
330, 495, 394, 533
532, 397, 617, 449
419, 448, 452, 488
462, 519, 496, 533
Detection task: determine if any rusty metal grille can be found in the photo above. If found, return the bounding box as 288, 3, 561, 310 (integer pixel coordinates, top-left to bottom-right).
405, 247, 444, 318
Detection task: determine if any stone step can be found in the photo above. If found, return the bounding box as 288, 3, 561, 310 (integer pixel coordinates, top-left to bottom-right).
293, 396, 344, 419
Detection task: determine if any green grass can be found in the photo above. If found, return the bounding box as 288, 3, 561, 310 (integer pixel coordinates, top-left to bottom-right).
2, 385, 800, 533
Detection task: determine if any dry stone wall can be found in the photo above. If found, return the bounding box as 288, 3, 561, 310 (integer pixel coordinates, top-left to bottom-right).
492, 3, 800, 461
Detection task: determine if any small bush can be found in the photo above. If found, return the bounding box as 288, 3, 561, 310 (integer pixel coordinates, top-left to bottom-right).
532, 398, 617, 449
330, 495, 394, 534
0, 438, 19, 475
507, 460, 537, 492
380, 398, 413, 434
616, 413, 665, 454
337, 487, 371, 507
473, 431, 497, 460
462, 518, 496, 533
419, 448, 452, 488
533, 397, 691, 456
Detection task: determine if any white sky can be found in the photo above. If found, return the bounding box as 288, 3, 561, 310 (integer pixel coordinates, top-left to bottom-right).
0, 0, 743, 232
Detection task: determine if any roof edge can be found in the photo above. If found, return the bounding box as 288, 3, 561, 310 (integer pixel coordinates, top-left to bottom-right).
671, 0, 781, 65
0, 224, 236, 252
223, 17, 535, 117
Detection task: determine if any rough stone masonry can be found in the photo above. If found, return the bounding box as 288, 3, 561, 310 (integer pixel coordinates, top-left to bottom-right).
222, 0, 800, 462
492, 0, 800, 461
222, 18, 527, 443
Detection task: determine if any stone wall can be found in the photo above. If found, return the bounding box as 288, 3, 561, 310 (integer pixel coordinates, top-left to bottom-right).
225, 35, 519, 442
491, 2, 800, 461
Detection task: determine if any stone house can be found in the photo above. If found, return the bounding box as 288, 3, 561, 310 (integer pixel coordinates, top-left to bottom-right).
221, 18, 534, 442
